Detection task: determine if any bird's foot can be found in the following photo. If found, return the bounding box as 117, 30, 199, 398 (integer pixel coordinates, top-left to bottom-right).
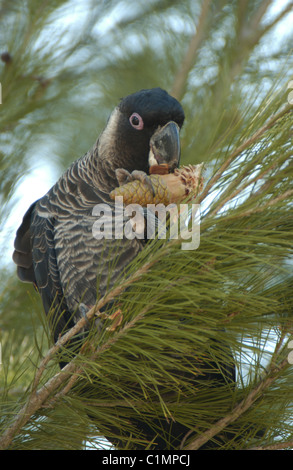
115, 168, 155, 197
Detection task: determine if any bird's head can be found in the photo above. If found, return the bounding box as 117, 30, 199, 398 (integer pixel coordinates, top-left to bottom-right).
97, 88, 185, 181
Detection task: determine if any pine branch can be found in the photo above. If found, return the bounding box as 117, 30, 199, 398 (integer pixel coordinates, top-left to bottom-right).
250, 0, 273, 31
49, 303, 153, 403
255, 1, 293, 45
31, 256, 158, 392
210, 0, 293, 102
197, 103, 293, 208
225, 189, 293, 219
1, 0, 293, 451
185, 354, 290, 450
0, 245, 172, 449
249, 439, 293, 450
170, 0, 212, 101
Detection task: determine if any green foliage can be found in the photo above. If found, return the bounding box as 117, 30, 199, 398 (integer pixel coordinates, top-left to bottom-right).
0, 0, 293, 450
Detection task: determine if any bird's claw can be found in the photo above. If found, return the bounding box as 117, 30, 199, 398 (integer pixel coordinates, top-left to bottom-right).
115, 168, 132, 186
115, 169, 156, 197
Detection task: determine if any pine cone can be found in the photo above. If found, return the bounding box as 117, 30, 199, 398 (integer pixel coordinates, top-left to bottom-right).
110, 164, 204, 206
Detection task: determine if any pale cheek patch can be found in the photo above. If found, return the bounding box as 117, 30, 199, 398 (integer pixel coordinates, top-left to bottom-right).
148, 147, 157, 167
98, 108, 121, 157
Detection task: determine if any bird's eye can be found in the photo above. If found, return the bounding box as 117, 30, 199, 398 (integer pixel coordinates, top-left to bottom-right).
129, 112, 144, 130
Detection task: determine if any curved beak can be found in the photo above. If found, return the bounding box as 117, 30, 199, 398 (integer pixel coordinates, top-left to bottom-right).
148, 121, 181, 172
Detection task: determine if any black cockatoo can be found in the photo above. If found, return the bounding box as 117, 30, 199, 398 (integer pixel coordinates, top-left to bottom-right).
13, 88, 235, 449
13, 88, 184, 337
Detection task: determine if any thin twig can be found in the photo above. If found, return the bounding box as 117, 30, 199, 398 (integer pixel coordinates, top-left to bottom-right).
170, 0, 211, 101
31, 257, 156, 392
256, 1, 293, 44
51, 275, 181, 404
223, 189, 293, 219
0, 361, 76, 450
184, 325, 293, 450
197, 104, 292, 206
52, 304, 151, 402
225, 0, 291, 83
248, 439, 293, 450
0, 256, 158, 450
249, 0, 273, 33
208, 146, 292, 217
184, 357, 289, 450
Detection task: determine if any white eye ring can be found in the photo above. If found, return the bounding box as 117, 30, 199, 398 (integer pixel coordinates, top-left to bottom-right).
129, 112, 144, 130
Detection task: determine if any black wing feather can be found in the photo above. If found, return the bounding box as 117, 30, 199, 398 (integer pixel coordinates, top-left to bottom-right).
13, 199, 74, 341
13, 202, 37, 284
30, 203, 75, 340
